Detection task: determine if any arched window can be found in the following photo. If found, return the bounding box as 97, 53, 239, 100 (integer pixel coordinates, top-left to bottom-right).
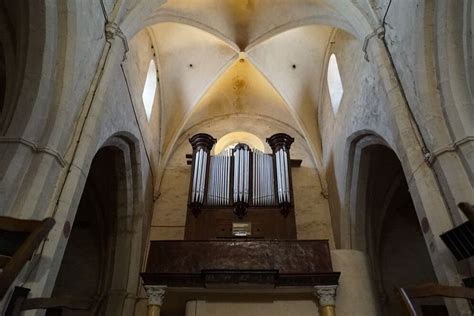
327, 54, 343, 114
214, 131, 265, 154
142, 59, 158, 121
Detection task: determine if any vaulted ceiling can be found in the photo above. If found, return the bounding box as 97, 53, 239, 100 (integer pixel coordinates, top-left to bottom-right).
132, 0, 367, 169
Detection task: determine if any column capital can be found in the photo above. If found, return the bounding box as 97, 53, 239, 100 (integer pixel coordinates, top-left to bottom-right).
313, 284, 338, 307
189, 133, 216, 151
144, 285, 167, 306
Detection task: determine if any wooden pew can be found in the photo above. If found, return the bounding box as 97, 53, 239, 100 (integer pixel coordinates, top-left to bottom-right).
0, 216, 55, 299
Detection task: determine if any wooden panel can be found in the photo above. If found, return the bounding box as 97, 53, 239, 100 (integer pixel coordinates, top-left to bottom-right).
145, 240, 333, 274
184, 207, 296, 240
142, 240, 339, 287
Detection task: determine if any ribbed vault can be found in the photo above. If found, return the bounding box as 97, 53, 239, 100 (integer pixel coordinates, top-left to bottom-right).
130, 1, 364, 174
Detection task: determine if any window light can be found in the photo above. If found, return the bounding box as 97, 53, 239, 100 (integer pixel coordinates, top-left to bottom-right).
327, 54, 343, 114
142, 59, 157, 120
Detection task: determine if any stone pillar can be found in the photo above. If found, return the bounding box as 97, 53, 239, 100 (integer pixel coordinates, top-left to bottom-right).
144, 286, 166, 316
314, 285, 337, 316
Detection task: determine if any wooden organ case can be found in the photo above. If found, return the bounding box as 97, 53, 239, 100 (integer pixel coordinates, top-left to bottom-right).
185, 133, 297, 240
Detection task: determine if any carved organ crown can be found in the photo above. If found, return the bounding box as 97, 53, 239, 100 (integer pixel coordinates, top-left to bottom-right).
188, 133, 295, 219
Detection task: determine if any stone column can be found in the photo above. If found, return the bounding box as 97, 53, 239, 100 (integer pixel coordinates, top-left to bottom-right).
314, 285, 337, 316
144, 286, 166, 316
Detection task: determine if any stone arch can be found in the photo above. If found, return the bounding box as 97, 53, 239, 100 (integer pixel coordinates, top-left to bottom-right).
344, 133, 446, 315
434, 0, 474, 141
98, 133, 146, 315
0, 0, 48, 134
50, 133, 145, 315
214, 131, 266, 154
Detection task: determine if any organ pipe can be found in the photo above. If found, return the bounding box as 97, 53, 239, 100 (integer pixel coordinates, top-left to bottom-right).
188, 133, 294, 216
188, 134, 216, 215
267, 133, 295, 215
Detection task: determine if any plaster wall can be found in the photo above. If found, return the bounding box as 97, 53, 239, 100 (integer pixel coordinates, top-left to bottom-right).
320, 29, 395, 248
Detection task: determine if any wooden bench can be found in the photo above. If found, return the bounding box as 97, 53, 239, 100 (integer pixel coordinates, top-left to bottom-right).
0, 216, 55, 300
397, 283, 474, 316
397, 202, 474, 315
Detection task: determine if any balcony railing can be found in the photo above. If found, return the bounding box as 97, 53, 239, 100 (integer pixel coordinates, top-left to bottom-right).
141, 240, 340, 288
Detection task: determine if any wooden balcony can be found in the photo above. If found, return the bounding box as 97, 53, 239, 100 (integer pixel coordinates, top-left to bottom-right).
141, 240, 340, 288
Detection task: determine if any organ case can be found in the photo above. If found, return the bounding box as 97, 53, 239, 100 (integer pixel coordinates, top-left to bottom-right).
186, 133, 297, 240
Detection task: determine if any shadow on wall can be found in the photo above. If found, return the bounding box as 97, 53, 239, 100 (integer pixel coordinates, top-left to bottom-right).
49, 147, 122, 315
0, 45, 5, 117
355, 144, 446, 316
326, 134, 448, 315
325, 152, 342, 248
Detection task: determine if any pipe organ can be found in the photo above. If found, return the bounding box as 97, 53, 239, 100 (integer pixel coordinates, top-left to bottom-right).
143, 133, 340, 314
186, 133, 296, 239
252, 149, 276, 206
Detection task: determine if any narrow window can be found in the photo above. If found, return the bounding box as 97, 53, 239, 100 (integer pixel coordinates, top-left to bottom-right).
142, 59, 157, 120
327, 54, 343, 114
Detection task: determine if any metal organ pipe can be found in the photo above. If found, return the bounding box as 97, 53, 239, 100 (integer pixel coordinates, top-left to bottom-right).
191, 150, 198, 203
263, 153, 266, 205
250, 150, 276, 206
266, 155, 270, 204
191, 147, 210, 204
208, 157, 214, 205
239, 149, 243, 202
217, 155, 221, 205
207, 151, 233, 206
221, 154, 225, 205
276, 150, 282, 203
189, 133, 293, 213
188, 133, 216, 213
194, 149, 202, 203
266, 155, 271, 204
233, 149, 239, 203
252, 151, 256, 205
283, 150, 290, 202
266, 133, 294, 207
278, 149, 284, 203
201, 151, 208, 203
244, 149, 249, 203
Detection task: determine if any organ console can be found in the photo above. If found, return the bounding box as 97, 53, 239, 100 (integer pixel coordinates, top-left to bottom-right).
186, 133, 296, 239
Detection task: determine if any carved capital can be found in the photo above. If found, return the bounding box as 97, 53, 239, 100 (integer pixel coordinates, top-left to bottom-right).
314, 285, 337, 307
144, 285, 166, 306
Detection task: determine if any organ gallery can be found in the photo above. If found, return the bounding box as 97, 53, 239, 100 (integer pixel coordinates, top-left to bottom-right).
141, 133, 341, 316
